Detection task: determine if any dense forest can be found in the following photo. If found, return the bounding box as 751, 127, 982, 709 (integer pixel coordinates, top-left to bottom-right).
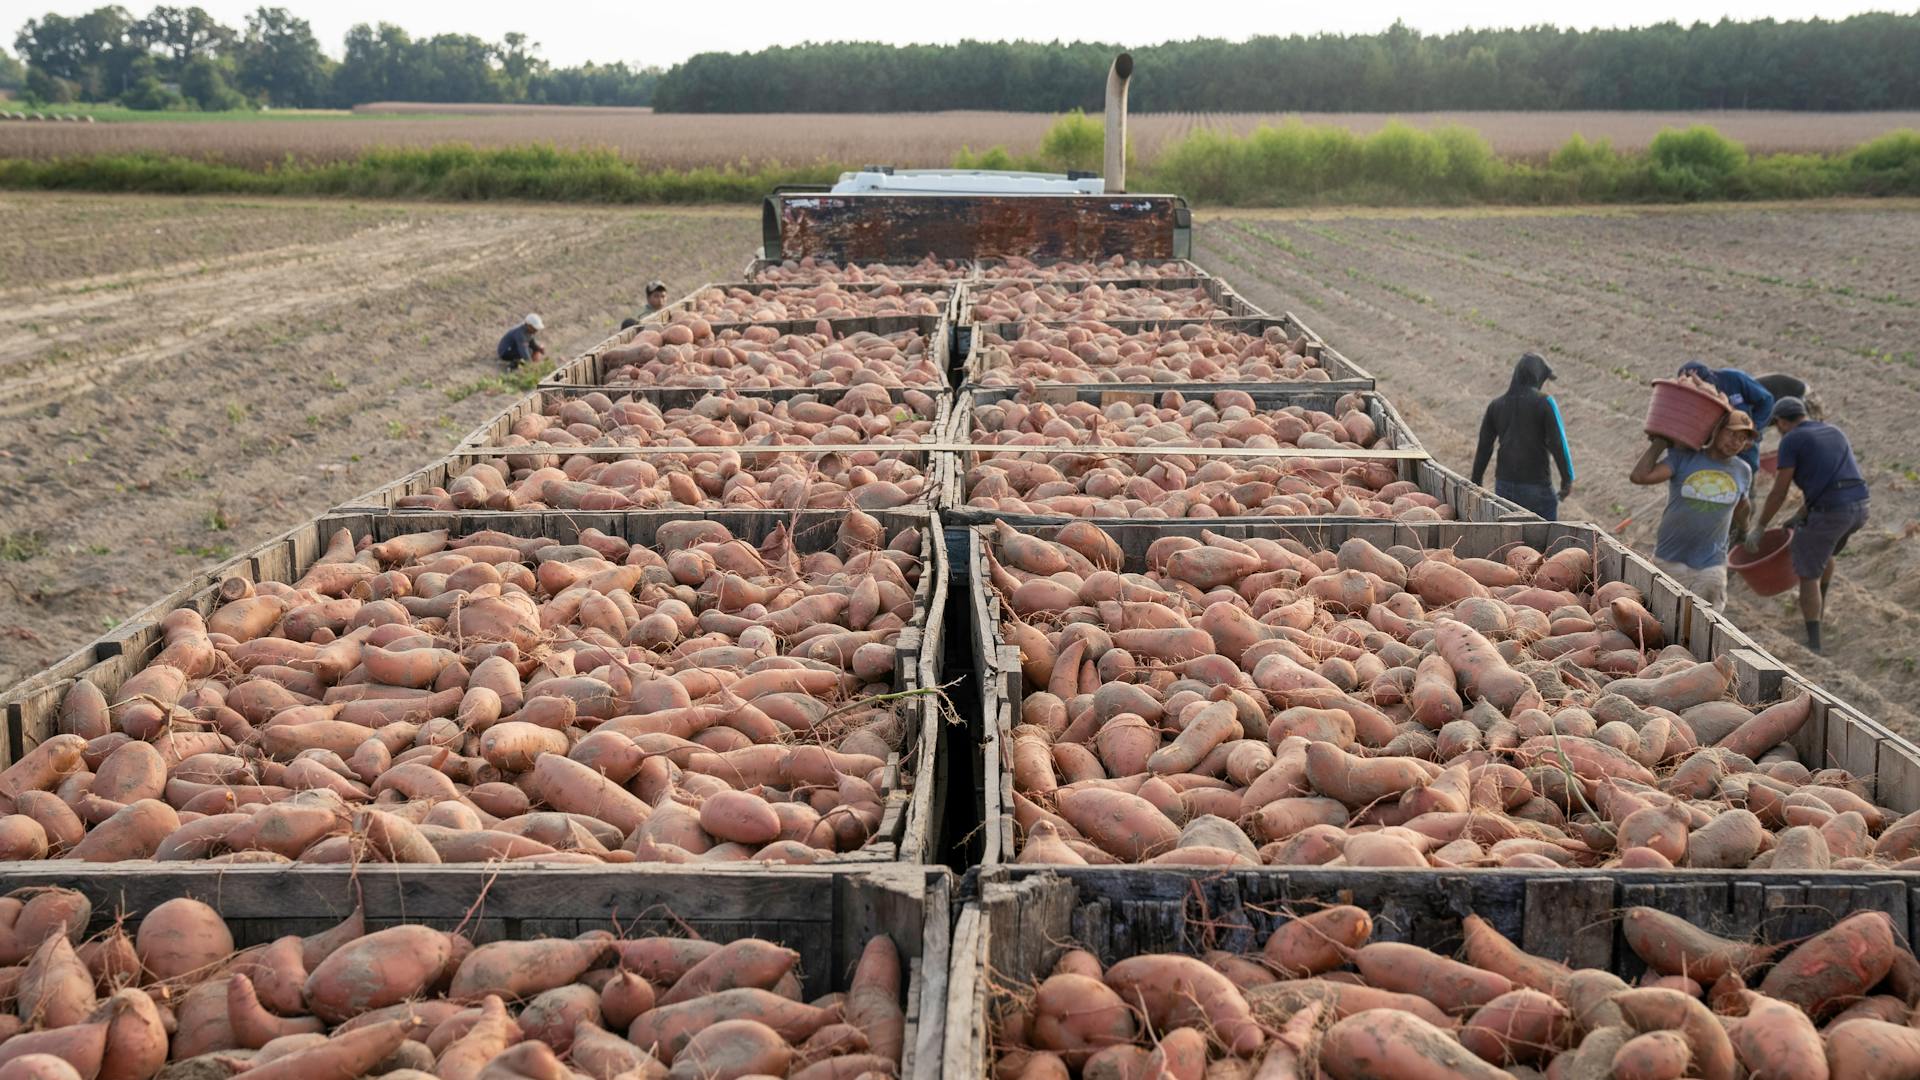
9, 8, 1920, 114
7, 5, 658, 109
652, 14, 1920, 113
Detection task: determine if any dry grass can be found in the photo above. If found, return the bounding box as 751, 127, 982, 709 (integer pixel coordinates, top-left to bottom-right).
3, 109, 1916, 170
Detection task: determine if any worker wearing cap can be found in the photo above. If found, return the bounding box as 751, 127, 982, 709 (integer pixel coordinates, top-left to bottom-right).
496, 313, 546, 372
1471, 352, 1575, 519
1677, 361, 1772, 476
644, 281, 670, 317
1630, 409, 1756, 609
1748, 397, 1869, 653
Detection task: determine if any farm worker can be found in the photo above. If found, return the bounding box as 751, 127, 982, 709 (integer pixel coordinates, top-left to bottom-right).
1677, 361, 1771, 475
497, 313, 546, 372
1470, 352, 1575, 519
1747, 397, 1870, 654
645, 280, 670, 316
1630, 409, 1755, 609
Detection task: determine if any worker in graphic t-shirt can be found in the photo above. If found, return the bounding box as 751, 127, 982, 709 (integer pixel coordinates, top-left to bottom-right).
1629, 409, 1756, 609
1748, 397, 1870, 654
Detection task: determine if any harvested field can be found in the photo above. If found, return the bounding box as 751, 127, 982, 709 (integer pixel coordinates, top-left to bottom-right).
3, 108, 1917, 169
3, 193, 1915, 747
0, 192, 757, 688
1199, 201, 1920, 737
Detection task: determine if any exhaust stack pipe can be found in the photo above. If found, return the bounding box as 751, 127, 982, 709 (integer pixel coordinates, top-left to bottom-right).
1105, 52, 1132, 193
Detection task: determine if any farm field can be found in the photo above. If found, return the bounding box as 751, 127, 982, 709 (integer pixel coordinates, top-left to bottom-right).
1197, 202, 1920, 736
4, 108, 1919, 169
0, 192, 756, 688
1, 193, 1915, 742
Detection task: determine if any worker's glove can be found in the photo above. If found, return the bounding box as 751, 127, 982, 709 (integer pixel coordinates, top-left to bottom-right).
1742, 526, 1765, 552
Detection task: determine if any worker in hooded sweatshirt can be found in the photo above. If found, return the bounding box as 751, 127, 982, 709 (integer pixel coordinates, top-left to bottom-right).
1471, 352, 1575, 519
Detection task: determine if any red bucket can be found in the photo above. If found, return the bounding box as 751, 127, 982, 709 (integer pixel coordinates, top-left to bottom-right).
1728, 527, 1797, 596
1645, 379, 1730, 449
1760, 450, 1779, 475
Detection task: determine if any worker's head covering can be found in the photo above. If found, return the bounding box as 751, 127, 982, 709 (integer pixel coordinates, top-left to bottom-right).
1773, 396, 1809, 422
1678, 360, 1713, 379
646, 280, 668, 295
524, 313, 544, 331
1721, 409, 1756, 434
1509, 352, 1554, 392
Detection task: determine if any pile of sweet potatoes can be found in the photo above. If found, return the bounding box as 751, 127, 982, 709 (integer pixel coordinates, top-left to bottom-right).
680, 284, 949, 321
967, 283, 1222, 323
596, 323, 944, 391
0, 886, 907, 1080
961, 455, 1441, 521
485, 388, 942, 451
978, 257, 1197, 281
752, 255, 969, 283
972, 323, 1330, 386
0, 514, 923, 865
967, 390, 1382, 450
395, 449, 932, 512
988, 521, 1905, 870
992, 900, 1917, 1080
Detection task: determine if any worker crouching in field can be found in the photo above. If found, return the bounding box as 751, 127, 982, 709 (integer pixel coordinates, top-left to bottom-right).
1471, 353, 1575, 519
1749, 396, 1870, 654
496, 313, 546, 372
1631, 409, 1756, 609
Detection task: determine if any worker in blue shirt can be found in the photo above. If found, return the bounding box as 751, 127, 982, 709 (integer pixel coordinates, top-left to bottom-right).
496, 314, 546, 372
1678, 361, 1771, 475
1747, 397, 1870, 654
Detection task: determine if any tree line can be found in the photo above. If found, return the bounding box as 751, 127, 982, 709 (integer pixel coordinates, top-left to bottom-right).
652, 15, 1920, 112
8, 9, 1919, 115
6, 5, 659, 110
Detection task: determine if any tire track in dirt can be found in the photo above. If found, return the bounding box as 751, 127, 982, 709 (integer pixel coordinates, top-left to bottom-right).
0, 195, 757, 688
1200, 208, 1920, 738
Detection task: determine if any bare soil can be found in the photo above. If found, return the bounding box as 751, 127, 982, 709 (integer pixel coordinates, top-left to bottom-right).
1199, 203, 1920, 737
0, 192, 755, 687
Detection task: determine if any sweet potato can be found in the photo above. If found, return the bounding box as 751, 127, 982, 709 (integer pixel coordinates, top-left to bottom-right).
1757, 910, 1896, 1020
627, 988, 831, 1064
1318, 1009, 1513, 1080
449, 933, 608, 1002
1353, 942, 1514, 1015
1727, 991, 1826, 1079
305, 925, 453, 1022
1029, 974, 1135, 1065
1262, 905, 1372, 977
1823, 1018, 1920, 1080
1612, 987, 1736, 1080
1103, 954, 1261, 1056
668, 1018, 792, 1080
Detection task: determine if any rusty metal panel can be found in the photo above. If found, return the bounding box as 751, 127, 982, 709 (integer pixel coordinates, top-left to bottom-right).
770, 195, 1184, 262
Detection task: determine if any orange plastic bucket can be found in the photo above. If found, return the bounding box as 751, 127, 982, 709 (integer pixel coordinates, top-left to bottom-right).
1728, 527, 1797, 595
1759, 450, 1779, 475
1645, 379, 1730, 449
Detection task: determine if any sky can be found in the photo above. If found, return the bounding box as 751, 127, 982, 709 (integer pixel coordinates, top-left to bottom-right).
12, 0, 1913, 68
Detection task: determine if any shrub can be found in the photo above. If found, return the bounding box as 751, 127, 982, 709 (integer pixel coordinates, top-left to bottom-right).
1037, 109, 1104, 173
1647, 125, 1747, 199
1845, 129, 1920, 195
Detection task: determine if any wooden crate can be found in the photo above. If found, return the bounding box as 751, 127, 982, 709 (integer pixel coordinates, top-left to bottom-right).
651, 280, 959, 328
973, 257, 1211, 281
957, 277, 1265, 324
460, 385, 953, 454
960, 315, 1374, 391
944, 867, 1920, 1077
338, 446, 951, 520
5, 509, 948, 864
944, 385, 1421, 452
967, 519, 1920, 865
0, 863, 947, 1080
742, 256, 975, 284
542, 314, 950, 390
